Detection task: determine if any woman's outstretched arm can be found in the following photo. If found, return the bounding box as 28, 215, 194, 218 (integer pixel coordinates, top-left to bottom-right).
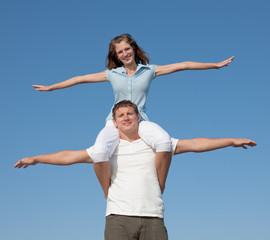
33, 71, 107, 91
155, 56, 234, 77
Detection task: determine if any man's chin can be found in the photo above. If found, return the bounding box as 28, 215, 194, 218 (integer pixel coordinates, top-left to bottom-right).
121, 126, 133, 132
119, 125, 138, 133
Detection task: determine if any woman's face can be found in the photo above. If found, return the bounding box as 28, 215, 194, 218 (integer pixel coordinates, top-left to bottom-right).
114, 40, 135, 66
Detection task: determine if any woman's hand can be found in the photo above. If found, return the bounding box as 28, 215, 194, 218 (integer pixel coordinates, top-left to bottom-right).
215, 56, 235, 69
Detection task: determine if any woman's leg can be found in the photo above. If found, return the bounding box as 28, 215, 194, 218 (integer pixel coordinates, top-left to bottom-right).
90, 120, 120, 163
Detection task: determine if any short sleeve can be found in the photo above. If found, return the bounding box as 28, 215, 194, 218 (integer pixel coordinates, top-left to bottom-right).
86, 146, 94, 158
106, 69, 111, 82
148, 64, 157, 79
171, 137, 179, 155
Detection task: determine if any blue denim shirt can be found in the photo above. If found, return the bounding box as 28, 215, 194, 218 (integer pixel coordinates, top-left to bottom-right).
106, 64, 156, 121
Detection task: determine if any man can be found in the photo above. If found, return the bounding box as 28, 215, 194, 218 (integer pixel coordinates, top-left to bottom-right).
14, 100, 256, 240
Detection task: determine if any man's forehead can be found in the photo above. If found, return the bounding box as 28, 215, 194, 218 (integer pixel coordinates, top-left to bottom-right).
115, 106, 135, 113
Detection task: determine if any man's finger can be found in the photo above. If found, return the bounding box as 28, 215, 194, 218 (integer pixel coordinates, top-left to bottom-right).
14, 160, 23, 168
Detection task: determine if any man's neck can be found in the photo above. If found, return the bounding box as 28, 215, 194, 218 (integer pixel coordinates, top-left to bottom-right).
119, 131, 140, 142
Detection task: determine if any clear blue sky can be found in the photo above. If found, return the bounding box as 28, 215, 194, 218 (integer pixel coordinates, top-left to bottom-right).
1, 0, 269, 239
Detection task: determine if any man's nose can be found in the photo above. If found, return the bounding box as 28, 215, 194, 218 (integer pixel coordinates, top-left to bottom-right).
123, 114, 129, 120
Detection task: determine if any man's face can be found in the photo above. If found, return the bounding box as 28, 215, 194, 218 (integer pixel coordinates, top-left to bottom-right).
113, 106, 140, 134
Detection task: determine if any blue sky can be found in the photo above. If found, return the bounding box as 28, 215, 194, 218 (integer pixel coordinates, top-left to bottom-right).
1, 0, 269, 239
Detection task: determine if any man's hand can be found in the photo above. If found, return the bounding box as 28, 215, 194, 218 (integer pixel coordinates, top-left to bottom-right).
32, 85, 52, 91
231, 139, 257, 149
14, 157, 38, 168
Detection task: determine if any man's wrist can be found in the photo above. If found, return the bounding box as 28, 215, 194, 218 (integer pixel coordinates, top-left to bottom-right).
33, 156, 41, 164
228, 138, 235, 147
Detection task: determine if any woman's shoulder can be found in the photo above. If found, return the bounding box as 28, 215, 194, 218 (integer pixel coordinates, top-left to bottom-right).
138, 63, 156, 70
107, 66, 125, 73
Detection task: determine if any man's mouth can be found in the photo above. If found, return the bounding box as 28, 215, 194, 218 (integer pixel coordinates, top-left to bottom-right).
122, 121, 132, 126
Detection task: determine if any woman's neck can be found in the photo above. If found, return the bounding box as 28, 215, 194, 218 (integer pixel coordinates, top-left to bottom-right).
124, 62, 137, 77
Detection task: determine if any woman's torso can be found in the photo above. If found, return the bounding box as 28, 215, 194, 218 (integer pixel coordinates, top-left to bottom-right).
106, 64, 156, 121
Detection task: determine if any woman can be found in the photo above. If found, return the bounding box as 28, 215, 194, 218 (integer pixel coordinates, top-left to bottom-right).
33, 34, 234, 167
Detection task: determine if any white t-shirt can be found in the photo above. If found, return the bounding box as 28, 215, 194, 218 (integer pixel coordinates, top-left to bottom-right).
87, 138, 178, 218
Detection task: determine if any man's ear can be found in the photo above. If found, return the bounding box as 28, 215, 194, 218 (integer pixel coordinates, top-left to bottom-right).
137, 113, 141, 122
113, 119, 118, 128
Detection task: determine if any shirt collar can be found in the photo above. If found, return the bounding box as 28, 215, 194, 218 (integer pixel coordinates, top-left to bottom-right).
111, 64, 150, 74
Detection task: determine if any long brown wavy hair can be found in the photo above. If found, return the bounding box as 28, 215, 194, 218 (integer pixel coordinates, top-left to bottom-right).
106, 34, 149, 70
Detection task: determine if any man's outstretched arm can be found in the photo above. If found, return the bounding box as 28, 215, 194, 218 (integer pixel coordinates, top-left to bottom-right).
174, 138, 257, 155
14, 150, 93, 168
14, 149, 111, 199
